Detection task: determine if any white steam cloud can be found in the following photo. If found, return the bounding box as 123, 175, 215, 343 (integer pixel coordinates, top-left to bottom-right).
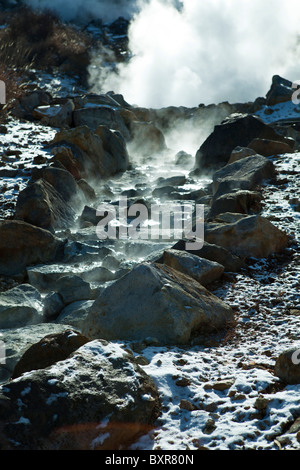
94, 0, 300, 108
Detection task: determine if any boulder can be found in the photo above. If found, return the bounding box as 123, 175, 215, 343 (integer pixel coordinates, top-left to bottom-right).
0, 220, 65, 276
0, 323, 76, 383
170, 239, 245, 272
212, 154, 276, 199
274, 347, 300, 384
195, 113, 287, 171
31, 166, 80, 205
11, 329, 90, 380
82, 262, 233, 345
208, 190, 263, 219
248, 138, 294, 156
0, 340, 160, 450
129, 121, 167, 156
43, 292, 65, 321
73, 105, 131, 140
55, 300, 94, 331
0, 284, 43, 329
55, 275, 93, 305
50, 146, 82, 180
32, 99, 75, 128
205, 214, 289, 258
228, 146, 257, 164
266, 75, 294, 106
14, 179, 76, 233
162, 249, 224, 286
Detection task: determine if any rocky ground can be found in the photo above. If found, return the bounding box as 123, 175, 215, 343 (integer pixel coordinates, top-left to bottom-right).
0, 7, 299, 452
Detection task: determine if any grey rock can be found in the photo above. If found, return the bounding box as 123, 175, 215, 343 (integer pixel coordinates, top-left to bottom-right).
274, 347, 300, 384
0, 284, 43, 330
43, 292, 64, 321
55, 275, 93, 305
73, 105, 131, 140
55, 300, 94, 331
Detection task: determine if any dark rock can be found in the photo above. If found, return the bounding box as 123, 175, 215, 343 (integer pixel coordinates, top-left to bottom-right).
248, 138, 294, 156
208, 190, 263, 219
274, 347, 300, 384
266, 75, 294, 106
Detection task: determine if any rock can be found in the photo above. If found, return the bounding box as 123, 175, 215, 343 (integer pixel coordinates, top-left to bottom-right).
43, 292, 64, 321
228, 146, 257, 164
170, 239, 245, 272
73, 105, 131, 140
195, 113, 287, 171
18, 89, 51, 116
11, 329, 90, 380
50, 146, 82, 180
0, 323, 75, 383
212, 154, 276, 199
14, 179, 76, 233
248, 138, 294, 157
82, 262, 233, 345
55, 275, 93, 305
129, 121, 167, 156
76, 179, 96, 202
31, 166, 80, 205
162, 249, 224, 286
52, 125, 129, 179
0, 220, 65, 276
274, 347, 300, 384
0, 284, 43, 329
55, 300, 94, 331
266, 75, 294, 106
175, 151, 193, 167
32, 99, 75, 128
0, 340, 160, 450
208, 190, 263, 219
205, 214, 289, 258
212, 378, 235, 391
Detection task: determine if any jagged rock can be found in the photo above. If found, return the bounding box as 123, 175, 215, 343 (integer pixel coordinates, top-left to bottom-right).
208, 190, 263, 219
31, 166, 80, 205
32, 99, 75, 128
266, 75, 294, 106
50, 146, 82, 180
82, 262, 233, 345
73, 105, 131, 140
11, 329, 90, 380
162, 249, 224, 286
0, 220, 65, 276
248, 138, 294, 156
55, 300, 94, 331
212, 154, 276, 199
274, 348, 300, 384
195, 113, 287, 171
14, 179, 76, 233
0, 284, 43, 329
43, 292, 65, 321
0, 323, 76, 383
55, 275, 93, 305
170, 239, 245, 272
0, 340, 160, 450
205, 214, 289, 258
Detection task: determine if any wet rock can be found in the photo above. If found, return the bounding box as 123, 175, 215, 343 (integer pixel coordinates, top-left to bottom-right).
82, 262, 233, 345
0, 220, 65, 276
55, 300, 94, 331
205, 214, 289, 258
208, 190, 263, 219
0, 284, 43, 329
195, 113, 286, 171
129, 121, 167, 156
248, 138, 294, 156
31, 166, 80, 205
55, 275, 93, 305
175, 151, 193, 167
43, 292, 64, 321
0, 340, 160, 450
11, 329, 90, 380
212, 154, 276, 199
162, 249, 224, 286
274, 347, 300, 384
0, 323, 75, 383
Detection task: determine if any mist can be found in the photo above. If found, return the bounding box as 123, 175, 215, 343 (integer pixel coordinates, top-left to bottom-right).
91, 0, 300, 108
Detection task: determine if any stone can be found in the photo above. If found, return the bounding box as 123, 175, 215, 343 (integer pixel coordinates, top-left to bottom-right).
212, 154, 276, 199
33, 99, 75, 128
162, 249, 224, 286
266, 75, 294, 106
11, 329, 90, 379
228, 146, 257, 164
14, 179, 76, 233
55, 300, 94, 331
55, 275, 93, 305
0, 284, 43, 329
208, 190, 263, 219
0, 323, 75, 383
248, 138, 294, 157
274, 348, 300, 384
129, 121, 167, 156
50, 146, 82, 180
195, 113, 286, 171
205, 214, 289, 258
0, 340, 160, 450
43, 292, 64, 321
212, 378, 235, 391
73, 105, 131, 140
31, 166, 80, 205
82, 262, 233, 345
0, 220, 65, 276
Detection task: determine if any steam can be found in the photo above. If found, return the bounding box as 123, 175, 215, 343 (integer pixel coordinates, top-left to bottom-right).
93, 0, 300, 108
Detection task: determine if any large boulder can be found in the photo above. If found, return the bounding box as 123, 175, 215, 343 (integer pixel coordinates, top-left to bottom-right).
205, 214, 289, 258
14, 179, 76, 233
248, 138, 294, 157
0, 340, 160, 450
30, 166, 80, 205
55, 300, 94, 331
129, 121, 167, 156
208, 190, 263, 219
82, 262, 233, 345
0, 284, 43, 329
0, 220, 65, 276
266, 75, 294, 106
212, 154, 276, 200
32, 99, 75, 128
195, 113, 287, 171
73, 105, 131, 140
52, 125, 129, 178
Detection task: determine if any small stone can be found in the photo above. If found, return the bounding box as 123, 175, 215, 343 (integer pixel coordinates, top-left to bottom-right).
212, 378, 235, 391
180, 399, 194, 411
254, 395, 269, 411
203, 418, 216, 435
